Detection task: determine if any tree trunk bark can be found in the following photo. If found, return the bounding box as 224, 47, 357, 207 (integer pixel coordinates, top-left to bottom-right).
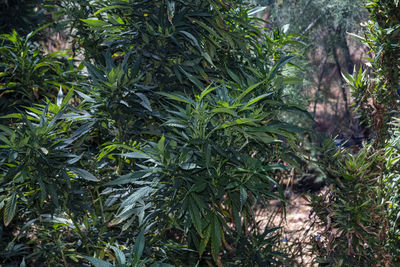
330, 25, 351, 122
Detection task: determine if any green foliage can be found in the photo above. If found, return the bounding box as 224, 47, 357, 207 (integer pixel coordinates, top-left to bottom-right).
0, 29, 81, 113
0, 93, 103, 266
310, 140, 390, 266
104, 79, 303, 264
82, 51, 154, 143
0, 90, 95, 222
0, 0, 311, 266
84, 229, 174, 267
345, 0, 400, 144
327, 1, 400, 264
384, 117, 400, 261
67, 0, 302, 95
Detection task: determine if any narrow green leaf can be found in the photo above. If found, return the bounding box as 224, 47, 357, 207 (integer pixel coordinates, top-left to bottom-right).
106, 171, 150, 186
120, 187, 154, 207
198, 85, 217, 102
232, 203, 242, 236
48, 108, 66, 128
199, 224, 211, 256
93, 5, 123, 16
237, 80, 265, 102
211, 214, 222, 261
70, 168, 99, 182
109, 245, 126, 265
4, 192, 17, 226
119, 151, 150, 159
83, 256, 113, 267
189, 199, 202, 234
179, 30, 201, 51
347, 32, 366, 42
157, 92, 195, 106
239, 187, 247, 211
226, 67, 241, 84
248, 6, 267, 16
0, 113, 23, 119
179, 66, 204, 90
211, 107, 237, 117
202, 52, 214, 66
267, 55, 296, 82
0, 124, 13, 136
133, 228, 145, 263
80, 19, 108, 27
136, 92, 152, 111
222, 118, 258, 128
158, 135, 165, 154
241, 92, 272, 110
62, 88, 75, 106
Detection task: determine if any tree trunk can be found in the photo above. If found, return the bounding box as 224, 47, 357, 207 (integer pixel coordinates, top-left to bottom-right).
330, 24, 351, 122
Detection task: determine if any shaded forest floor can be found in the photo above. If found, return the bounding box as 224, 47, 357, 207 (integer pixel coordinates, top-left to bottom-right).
258, 190, 323, 266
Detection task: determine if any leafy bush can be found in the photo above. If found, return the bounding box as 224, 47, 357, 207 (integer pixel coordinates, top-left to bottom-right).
345, 0, 400, 144
82, 51, 155, 145
309, 140, 391, 266
0, 0, 310, 266
0, 29, 81, 113
68, 0, 303, 94
384, 117, 400, 262
0, 91, 99, 265
102, 76, 305, 265
339, 1, 400, 264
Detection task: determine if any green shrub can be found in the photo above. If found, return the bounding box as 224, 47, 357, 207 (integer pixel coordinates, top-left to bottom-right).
103, 78, 304, 264
0, 29, 82, 113
0, 91, 100, 265
310, 140, 390, 266
384, 117, 400, 262
70, 1, 308, 265
345, 0, 400, 145
0, 0, 309, 266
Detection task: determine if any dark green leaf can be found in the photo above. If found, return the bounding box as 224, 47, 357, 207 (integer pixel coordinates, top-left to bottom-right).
70, 167, 99, 182
4, 192, 17, 226
83, 256, 113, 267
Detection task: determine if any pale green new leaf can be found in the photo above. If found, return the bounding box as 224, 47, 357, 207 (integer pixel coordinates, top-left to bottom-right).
81, 19, 108, 28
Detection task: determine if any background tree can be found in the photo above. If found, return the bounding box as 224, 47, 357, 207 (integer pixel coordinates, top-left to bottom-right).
252, 0, 369, 136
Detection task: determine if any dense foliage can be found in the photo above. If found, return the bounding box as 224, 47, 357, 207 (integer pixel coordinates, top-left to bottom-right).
309, 0, 400, 266
0, 0, 399, 266
0, 0, 308, 266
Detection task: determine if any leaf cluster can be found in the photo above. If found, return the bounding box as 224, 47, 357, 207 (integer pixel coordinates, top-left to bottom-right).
0, 0, 310, 266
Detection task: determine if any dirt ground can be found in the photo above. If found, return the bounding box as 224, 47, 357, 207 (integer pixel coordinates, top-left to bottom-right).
257, 191, 322, 266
